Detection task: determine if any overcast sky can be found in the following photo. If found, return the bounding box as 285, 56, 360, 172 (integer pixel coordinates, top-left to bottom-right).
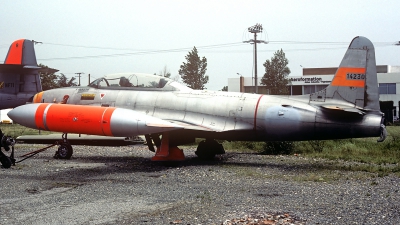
1, 0, 399, 90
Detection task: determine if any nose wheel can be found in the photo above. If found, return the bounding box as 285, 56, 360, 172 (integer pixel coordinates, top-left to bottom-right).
0, 151, 12, 168
54, 133, 73, 159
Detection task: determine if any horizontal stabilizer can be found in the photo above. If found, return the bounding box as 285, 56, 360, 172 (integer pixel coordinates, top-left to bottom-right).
0, 64, 40, 73
320, 105, 365, 115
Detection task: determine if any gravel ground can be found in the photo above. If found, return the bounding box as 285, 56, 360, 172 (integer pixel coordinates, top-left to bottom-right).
0, 144, 399, 225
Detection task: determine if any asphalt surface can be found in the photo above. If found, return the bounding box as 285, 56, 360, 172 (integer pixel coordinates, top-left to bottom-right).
0, 144, 399, 225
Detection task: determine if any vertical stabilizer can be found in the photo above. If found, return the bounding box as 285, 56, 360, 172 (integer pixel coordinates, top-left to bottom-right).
4, 39, 37, 66
310, 36, 380, 111
0, 39, 42, 109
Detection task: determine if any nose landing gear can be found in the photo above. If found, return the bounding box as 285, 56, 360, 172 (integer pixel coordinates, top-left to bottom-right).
53, 133, 73, 159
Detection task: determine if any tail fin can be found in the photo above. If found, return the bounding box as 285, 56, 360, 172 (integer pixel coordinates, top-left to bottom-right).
0, 39, 42, 109
310, 36, 380, 111
4, 39, 37, 66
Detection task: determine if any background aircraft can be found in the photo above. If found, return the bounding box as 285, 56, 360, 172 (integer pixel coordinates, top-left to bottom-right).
9, 36, 387, 161
0, 39, 48, 110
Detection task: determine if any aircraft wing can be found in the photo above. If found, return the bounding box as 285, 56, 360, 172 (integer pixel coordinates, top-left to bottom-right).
164, 118, 254, 133
166, 120, 217, 132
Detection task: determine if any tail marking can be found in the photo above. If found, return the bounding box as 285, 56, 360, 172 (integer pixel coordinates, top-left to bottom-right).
4, 39, 25, 65
331, 67, 366, 88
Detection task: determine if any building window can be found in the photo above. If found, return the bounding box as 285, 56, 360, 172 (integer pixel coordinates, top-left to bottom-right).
291, 86, 302, 95
379, 83, 396, 94
304, 85, 315, 94
303, 85, 328, 95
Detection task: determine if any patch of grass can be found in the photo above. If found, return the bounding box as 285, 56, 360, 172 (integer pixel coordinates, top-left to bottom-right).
224, 127, 400, 166
0, 124, 56, 138
222, 127, 400, 177
222, 141, 266, 153
296, 135, 400, 165
291, 172, 337, 183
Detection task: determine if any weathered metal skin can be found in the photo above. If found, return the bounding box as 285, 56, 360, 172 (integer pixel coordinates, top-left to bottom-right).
10, 36, 384, 146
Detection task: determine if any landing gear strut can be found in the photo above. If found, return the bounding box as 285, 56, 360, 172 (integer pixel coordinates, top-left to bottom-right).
145, 133, 185, 161
195, 139, 225, 160
54, 133, 73, 159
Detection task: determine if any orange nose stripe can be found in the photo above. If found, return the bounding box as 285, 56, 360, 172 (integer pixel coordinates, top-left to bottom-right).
33, 92, 44, 103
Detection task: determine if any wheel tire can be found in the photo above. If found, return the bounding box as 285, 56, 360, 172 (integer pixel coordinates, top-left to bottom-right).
195, 140, 217, 160
0, 155, 12, 168
55, 144, 73, 159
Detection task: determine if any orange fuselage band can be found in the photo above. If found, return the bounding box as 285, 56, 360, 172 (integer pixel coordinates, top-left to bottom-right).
34, 104, 116, 136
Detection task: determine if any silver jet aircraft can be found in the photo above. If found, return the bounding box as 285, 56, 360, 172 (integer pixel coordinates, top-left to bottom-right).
9, 36, 386, 161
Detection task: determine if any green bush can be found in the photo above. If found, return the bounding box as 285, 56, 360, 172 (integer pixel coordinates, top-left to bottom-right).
261, 141, 295, 155
308, 140, 326, 153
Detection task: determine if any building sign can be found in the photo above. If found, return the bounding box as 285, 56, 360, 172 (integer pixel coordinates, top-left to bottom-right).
289, 76, 333, 85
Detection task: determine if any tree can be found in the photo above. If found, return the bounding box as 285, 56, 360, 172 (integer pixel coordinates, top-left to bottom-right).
158, 65, 171, 78
260, 49, 291, 95
221, 86, 228, 91
57, 73, 77, 87
39, 64, 77, 90
178, 47, 209, 90
39, 64, 59, 91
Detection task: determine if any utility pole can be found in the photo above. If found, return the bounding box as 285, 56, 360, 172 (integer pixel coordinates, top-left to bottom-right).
32, 40, 42, 45
75, 72, 84, 86
243, 23, 267, 94
88, 74, 90, 85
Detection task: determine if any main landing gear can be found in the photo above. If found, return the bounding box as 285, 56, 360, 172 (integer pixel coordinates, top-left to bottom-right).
145, 134, 225, 161
195, 139, 225, 160
54, 133, 73, 159
145, 133, 185, 162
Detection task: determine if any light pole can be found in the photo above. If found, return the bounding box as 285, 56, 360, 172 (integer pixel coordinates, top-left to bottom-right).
243, 23, 268, 94
237, 73, 244, 93
75, 72, 84, 86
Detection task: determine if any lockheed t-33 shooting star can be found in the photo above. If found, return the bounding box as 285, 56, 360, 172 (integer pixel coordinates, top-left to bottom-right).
8, 36, 387, 161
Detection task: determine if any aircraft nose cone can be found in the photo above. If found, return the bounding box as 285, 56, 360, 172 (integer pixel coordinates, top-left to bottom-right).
8, 104, 41, 128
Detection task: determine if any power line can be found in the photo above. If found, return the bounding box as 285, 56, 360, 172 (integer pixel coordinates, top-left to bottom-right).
43, 42, 244, 51
31, 40, 398, 61
41, 40, 396, 49
38, 42, 245, 61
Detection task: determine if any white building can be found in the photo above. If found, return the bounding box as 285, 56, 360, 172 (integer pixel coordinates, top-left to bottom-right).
228, 65, 400, 122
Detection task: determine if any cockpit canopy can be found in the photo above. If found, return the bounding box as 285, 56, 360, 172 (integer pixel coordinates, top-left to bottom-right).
88, 73, 191, 91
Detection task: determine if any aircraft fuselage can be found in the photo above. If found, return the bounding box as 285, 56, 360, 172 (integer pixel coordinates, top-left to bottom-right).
35, 86, 382, 143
